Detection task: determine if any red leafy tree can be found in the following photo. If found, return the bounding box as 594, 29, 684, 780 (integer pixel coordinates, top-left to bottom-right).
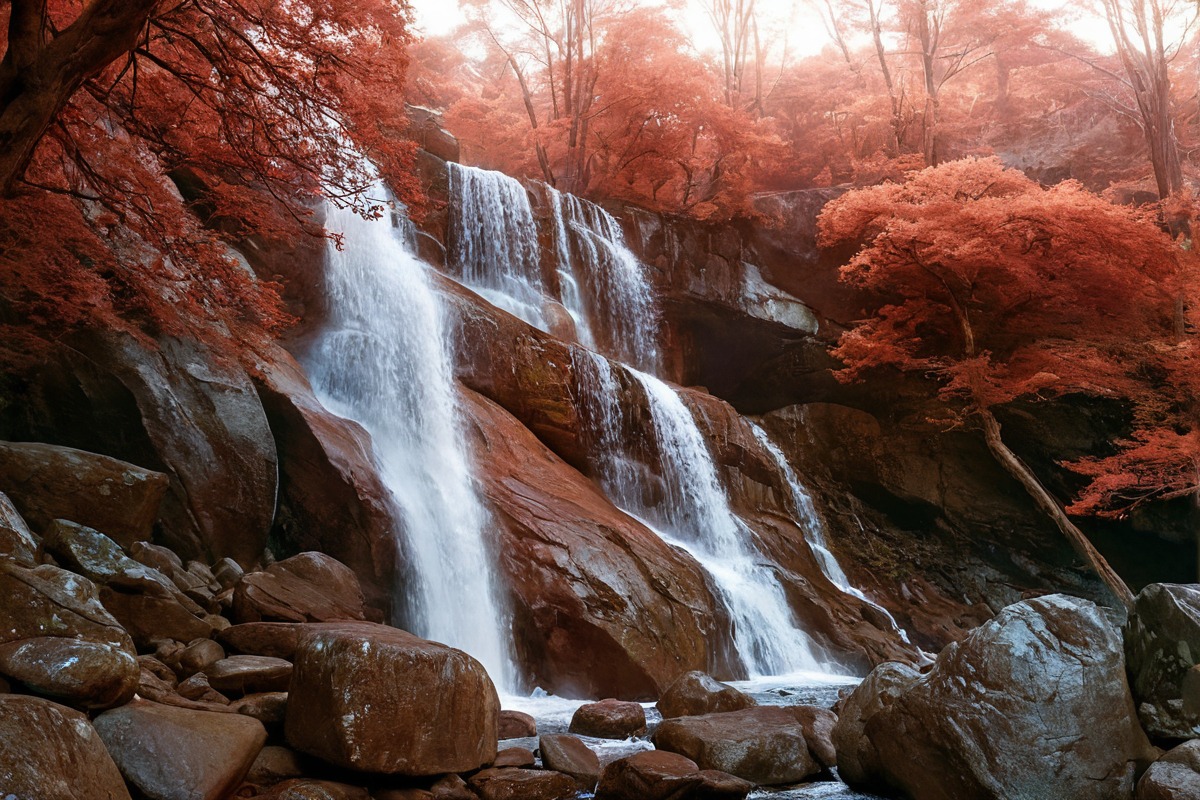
819, 157, 1194, 606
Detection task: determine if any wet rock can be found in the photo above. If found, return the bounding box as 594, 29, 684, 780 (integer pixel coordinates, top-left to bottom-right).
495, 747, 536, 768
539, 733, 600, 790
43, 519, 183, 599
233, 551, 366, 624
178, 638, 226, 677
134, 661, 231, 713
499, 709, 537, 739
467, 767, 577, 800
285, 621, 499, 774
213, 557, 244, 590
0, 441, 168, 549
129, 541, 188, 584
205, 654, 293, 694
428, 774, 476, 800
0, 694, 132, 800
177, 672, 231, 705
594, 750, 703, 800
655, 671, 756, 719
0, 559, 138, 709
219, 621, 310, 658
1137, 740, 1200, 800
1126, 584, 1200, 740
406, 105, 461, 163
94, 698, 268, 800
0, 489, 38, 564
695, 770, 753, 799
245, 745, 309, 786
231, 691, 289, 725
652, 706, 821, 785
100, 588, 215, 648
834, 594, 1154, 800
791, 705, 838, 769
569, 698, 647, 739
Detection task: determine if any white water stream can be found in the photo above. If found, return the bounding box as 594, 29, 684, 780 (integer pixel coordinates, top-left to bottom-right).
305, 192, 513, 688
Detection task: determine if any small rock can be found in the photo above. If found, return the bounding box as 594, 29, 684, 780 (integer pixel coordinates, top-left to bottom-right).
539, 733, 600, 790
213, 557, 244, 590
1137, 740, 1200, 799
177, 672, 230, 705
94, 699, 267, 800
231, 691, 289, 725
188, 560, 220, 590
429, 774, 476, 800
494, 747, 536, 768
595, 750, 704, 800
245, 744, 309, 785
467, 767, 577, 800
219, 621, 310, 658
205, 654, 293, 694
138, 655, 178, 684
129, 541, 186, 580
569, 698, 647, 739
0, 694, 132, 799
499, 708, 537, 739
179, 638, 226, 677
656, 671, 756, 719
232, 552, 366, 624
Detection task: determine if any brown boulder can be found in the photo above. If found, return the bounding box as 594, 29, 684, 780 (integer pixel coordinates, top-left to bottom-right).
569, 698, 647, 739
245, 745, 309, 786
205, 654, 293, 694
0, 559, 138, 709
178, 638, 226, 677
495, 747, 536, 767
233, 551, 366, 624
285, 621, 499, 774
0, 489, 38, 563
0, 695, 132, 799
257, 780, 371, 799
1138, 740, 1200, 800
499, 709, 537, 739
100, 588, 215, 648
219, 621, 311, 658
539, 733, 600, 789
594, 750, 703, 800
0, 440, 168, 549
467, 768, 577, 800
94, 699, 268, 800
652, 706, 822, 785
43, 518, 182, 598
655, 671, 756, 719
834, 594, 1154, 800
231, 691, 289, 725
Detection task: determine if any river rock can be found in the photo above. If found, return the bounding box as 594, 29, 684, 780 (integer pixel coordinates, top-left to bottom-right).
1127, 583, 1200, 739
233, 551, 366, 623
44, 518, 181, 598
0, 440, 168, 548
285, 621, 499, 774
833, 594, 1154, 800
570, 698, 648, 739
652, 705, 822, 785
499, 709, 537, 738
539, 733, 601, 789
656, 670, 756, 719
178, 638, 226, 677
594, 750, 704, 800
100, 587, 215, 648
1138, 740, 1200, 799
791, 705, 838, 769
256, 779, 371, 799
0, 694, 132, 799
467, 767, 578, 800
0, 489, 38, 563
205, 654, 293, 694
177, 672, 231, 705
94, 698, 267, 800
219, 621, 311, 658
495, 747, 536, 767
231, 691, 289, 724
0, 559, 138, 709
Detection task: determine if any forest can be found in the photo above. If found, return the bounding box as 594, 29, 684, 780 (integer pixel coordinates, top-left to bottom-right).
0, 0, 1199, 799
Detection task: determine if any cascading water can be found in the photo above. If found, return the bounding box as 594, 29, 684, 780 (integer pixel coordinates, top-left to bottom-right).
446, 163, 548, 332
305, 190, 513, 688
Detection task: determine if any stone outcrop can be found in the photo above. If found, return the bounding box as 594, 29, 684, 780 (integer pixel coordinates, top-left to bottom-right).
0, 695, 132, 800
652, 706, 825, 785
0, 559, 139, 709
284, 622, 499, 774
833, 594, 1154, 800
232, 551, 367, 624
656, 671, 756, 719
1126, 583, 1200, 740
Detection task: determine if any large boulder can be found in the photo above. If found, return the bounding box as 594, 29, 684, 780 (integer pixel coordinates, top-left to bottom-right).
1126, 583, 1200, 739
594, 750, 750, 800
461, 388, 728, 698
0, 559, 138, 709
284, 621, 499, 774
569, 698, 647, 739
0, 441, 168, 549
651, 706, 823, 786
833, 594, 1154, 800
0, 489, 38, 563
655, 670, 756, 719
94, 699, 267, 800
1138, 740, 1200, 799
0, 695, 132, 799
233, 551, 366, 624
43, 519, 184, 598
539, 733, 601, 790
467, 768, 578, 800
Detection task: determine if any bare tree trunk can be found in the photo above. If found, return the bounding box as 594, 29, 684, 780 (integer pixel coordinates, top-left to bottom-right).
868, 0, 903, 155
506, 53, 555, 185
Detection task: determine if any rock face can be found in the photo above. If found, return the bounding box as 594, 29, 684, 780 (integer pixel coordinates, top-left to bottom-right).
284, 622, 499, 774
0, 440, 168, 548
569, 698, 648, 739
652, 706, 822, 786
232, 551, 367, 623
1126, 583, 1200, 740
0, 695, 132, 800
461, 387, 727, 698
0, 559, 138, 709
1138, 740, 1200, 800
656, 671, 756, 719
94, 699, 267, 800
834, 594, 1154, 800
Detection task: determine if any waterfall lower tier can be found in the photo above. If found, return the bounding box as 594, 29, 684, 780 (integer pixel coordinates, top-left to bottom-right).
305, 193, 514, 689
576, 351, 832, 677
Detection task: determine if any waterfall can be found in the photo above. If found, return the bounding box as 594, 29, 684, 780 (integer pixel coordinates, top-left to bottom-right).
446, 163, 548, 332
749, 422, 913, 645
575, 351, 830, 677
304, 191, 513, 688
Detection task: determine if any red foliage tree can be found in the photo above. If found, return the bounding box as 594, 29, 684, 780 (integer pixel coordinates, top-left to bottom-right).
819, 157, 1194, 606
